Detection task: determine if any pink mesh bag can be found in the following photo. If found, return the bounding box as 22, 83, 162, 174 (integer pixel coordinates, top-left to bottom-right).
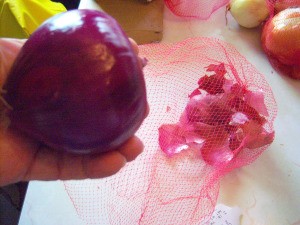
164, 0, 230, 19
64, 37, 277, 225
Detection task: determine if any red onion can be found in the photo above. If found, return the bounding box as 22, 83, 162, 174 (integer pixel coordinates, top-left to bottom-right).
261, 7, 300, 79
2, 9, 148, 154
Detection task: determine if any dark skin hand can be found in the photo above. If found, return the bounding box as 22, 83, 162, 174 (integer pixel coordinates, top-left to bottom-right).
0, 38, 148, 186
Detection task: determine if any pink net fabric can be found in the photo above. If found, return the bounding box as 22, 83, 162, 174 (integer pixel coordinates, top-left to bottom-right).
164, 0, 230, 19
64, 37, 277, 225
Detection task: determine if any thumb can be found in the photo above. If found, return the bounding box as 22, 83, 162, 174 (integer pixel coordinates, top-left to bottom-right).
0, 38, 26, 87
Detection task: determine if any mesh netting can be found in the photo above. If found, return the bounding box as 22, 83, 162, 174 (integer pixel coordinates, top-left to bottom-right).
64, 37, 277, 225
164, 0, 230, 19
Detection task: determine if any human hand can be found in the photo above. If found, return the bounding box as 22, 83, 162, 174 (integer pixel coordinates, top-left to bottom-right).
0, 38, 148, 187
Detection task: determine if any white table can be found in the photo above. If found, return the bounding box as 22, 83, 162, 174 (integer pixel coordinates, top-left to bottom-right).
19, 1, 300, 225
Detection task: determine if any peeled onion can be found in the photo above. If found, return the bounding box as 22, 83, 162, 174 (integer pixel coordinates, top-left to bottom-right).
228, 0, 270, 28
2, 9, 148, 154
261, 7, 300, 79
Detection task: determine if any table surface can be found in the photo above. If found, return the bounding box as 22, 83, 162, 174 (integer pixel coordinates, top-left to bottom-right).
19, 1, 300, 225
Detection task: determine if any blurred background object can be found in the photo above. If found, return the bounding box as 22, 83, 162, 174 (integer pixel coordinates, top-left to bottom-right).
95, 0, 164, 44
0, 0, 67, 38
52, 0, 81, 9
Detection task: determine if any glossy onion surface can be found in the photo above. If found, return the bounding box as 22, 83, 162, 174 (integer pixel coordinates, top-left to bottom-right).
3, 9, 148, 154
261, 7, 300, 79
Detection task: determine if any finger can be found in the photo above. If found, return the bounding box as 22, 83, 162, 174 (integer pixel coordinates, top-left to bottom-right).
128, 37, 139, 55
146, 103, 150, 117
0, 130, 37, 186
1, 38, 26, 45
22, 147, 127, 181
117, 136, 144, 162
0, 38, 26, 86
131, 36, 149, 116
82, 151, 126, 179
128, 37, 148, 68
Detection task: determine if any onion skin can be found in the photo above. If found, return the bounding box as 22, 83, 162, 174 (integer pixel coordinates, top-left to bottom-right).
3, 10, 148, 154
274, 0, 300, 13
261, 8, 300, 79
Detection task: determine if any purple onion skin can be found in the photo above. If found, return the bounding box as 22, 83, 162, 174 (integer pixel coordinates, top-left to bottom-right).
3, 9, 148, 154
